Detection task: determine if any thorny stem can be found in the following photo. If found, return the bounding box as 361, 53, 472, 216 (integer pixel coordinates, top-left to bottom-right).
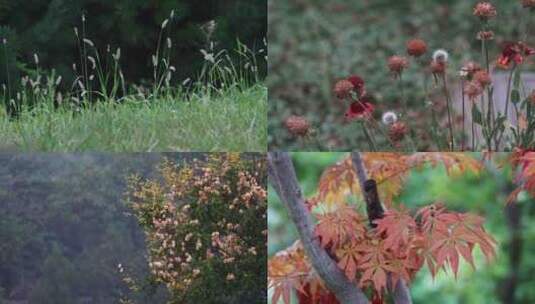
441, 73, 455, 151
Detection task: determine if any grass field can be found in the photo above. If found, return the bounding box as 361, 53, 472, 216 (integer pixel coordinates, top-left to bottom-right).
0, 84, 266, 152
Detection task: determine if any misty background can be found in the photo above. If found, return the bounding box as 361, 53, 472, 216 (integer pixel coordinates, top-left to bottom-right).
0, 153, 209, 304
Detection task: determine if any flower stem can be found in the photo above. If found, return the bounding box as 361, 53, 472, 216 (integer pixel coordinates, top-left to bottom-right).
441, 73, 455, 151
496, 64, 516, 149
461, 79, 466, 151
471, 105, 476, 150
361, 121, 377, 152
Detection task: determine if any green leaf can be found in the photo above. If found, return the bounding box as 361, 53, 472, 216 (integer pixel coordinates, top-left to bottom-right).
472, 103, 482, 125
511, 89, 520, 104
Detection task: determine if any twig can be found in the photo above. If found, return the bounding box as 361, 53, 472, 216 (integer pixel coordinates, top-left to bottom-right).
268, 152, 369, 304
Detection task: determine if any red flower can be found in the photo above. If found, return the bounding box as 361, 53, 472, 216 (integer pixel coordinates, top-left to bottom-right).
345, 96, 374, 121
406, 39, 428, 57
347, 75, 365, 96
497, 42, 535, 67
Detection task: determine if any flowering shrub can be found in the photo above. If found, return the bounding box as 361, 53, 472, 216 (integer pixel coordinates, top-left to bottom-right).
278, 1, 534, 151
125, 154, 267, 303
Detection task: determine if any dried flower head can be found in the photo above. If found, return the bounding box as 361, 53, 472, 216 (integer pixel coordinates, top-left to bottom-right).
473, 2, 497, 20
464, 81, 484, 100
461, 61, 482, 78
430, 60, 446, 75
522, 0, 535, 8
284, 115, 310, 136
382, 111, 398, 125
389, 122, 408, 142
432, 49, 449, 63
333, 79, 354, 99
407, 39, 428, 57
473, 70, 492, 87
388, 55, 409, 76
477, 30, 495, 41
345, 96, 375, 121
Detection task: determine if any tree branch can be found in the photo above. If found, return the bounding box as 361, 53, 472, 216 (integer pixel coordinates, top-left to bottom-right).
268, 152, 369, 304
351, 152, 413, 304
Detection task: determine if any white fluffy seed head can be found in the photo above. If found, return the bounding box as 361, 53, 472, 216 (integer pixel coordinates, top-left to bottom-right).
33, 54, 39, 65
382, 111, 398, 125
433, 49, 449, 63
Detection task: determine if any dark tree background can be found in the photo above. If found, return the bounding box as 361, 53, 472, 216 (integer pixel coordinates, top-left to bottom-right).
0, 0, 267, 87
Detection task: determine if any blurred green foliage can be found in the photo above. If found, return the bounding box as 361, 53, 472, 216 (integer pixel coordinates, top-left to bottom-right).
268, 152, 535, 303
268, 0, 534, 150
0, 0, 266, 88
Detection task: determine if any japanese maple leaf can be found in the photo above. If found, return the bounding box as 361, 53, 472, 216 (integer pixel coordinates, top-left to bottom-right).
428, 214, 496, 277
357, 239, 391, 293
374, 205, 416, 251
416, 203, 449, 234
335, 241, 362, 281
268, 242, 311, 304
314, 207, 367, 248
297, 282, 340, 304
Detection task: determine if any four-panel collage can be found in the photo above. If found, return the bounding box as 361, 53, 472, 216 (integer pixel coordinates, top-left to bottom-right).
1, 1, 534, 304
